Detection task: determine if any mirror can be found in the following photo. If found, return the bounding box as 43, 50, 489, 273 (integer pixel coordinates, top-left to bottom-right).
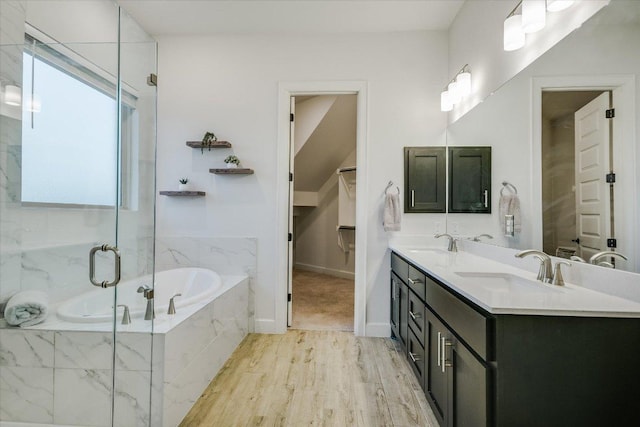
446, 0, 640, 273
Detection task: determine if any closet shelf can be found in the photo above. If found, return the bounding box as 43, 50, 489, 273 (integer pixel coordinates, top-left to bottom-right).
159, 191, 206, 196
209, 168, 254, 175
186, 141, 232, 149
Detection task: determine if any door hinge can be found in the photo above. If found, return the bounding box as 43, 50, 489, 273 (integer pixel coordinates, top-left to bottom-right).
288, 293, 292, 302
290, 113, 295, 122
606, 172, 616, 183
289, 172, 293, 182
607, 238, 617, 248
605, 108, 615, 119
147, 73, 157, 87
288, 233, 292, 242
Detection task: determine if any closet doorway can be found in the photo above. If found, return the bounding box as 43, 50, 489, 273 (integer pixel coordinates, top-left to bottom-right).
288, 94, 357, 331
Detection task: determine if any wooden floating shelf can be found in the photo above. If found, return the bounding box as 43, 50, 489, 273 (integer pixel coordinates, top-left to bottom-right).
186, 141, 232, 149
159, 191, 206, 196
209, 168, 254, 175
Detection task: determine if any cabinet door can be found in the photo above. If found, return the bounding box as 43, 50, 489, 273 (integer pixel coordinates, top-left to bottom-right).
390, 273, 401, 340
451, 336, 488, 427
404, 147, 446, 213
448, 146, 491, 213
399, 280, 408, 349
426, 310, 448, 426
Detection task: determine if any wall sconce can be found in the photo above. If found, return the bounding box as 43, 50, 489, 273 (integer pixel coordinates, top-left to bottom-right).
4, 84, 22, 106
504, 0, 574, 51
441, 64, 472, 112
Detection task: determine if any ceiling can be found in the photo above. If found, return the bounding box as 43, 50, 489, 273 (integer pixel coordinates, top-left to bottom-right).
117, 0, 465, 36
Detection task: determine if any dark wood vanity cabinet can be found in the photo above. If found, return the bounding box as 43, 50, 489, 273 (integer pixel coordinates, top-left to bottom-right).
404, 147, 446, 213
448, 146, 491, 213
391, 250, 640, 427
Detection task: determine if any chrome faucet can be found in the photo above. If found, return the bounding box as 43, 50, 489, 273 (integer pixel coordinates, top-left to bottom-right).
117, 304, 131, 325
167, 293, 182, 315
552, 261, 571, 286
589, 251, 628, 267
137, 285, 155, 320
435, 233, 458, 252
515, 249, 553, 283
471, 234, 493, 242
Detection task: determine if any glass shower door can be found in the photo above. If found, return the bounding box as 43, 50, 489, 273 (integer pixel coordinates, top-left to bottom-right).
0, 2, 157, 426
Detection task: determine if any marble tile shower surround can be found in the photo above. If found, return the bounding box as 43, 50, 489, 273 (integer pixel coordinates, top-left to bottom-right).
155, 236, 257, 331
0, 276, 249, 426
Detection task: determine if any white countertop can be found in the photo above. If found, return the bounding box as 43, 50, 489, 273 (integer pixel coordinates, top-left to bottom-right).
391, 244, 640, 318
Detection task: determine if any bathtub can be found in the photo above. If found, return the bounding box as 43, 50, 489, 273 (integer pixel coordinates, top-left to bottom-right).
1, 269, 249, 427
57, 267, 221, 323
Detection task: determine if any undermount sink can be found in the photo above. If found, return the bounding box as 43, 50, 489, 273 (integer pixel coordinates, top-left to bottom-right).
405, 248, 450, 255
454, 271, 563, 294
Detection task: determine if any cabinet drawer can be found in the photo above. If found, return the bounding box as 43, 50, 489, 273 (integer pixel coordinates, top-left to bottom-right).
391, 252, 409, 283
425, 274, 488, 360
407, 327, 426, 387
408, 265, 426, 301
408, 289, 426, 345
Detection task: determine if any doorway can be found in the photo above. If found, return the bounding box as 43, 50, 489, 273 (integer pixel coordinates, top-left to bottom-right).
288, 95, 357, 331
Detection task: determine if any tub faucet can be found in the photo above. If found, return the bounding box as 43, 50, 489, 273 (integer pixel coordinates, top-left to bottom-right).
137, 285, 155, 320
515, 249, 553, 283
167, 293, 182, 315
435, 233, 458, 252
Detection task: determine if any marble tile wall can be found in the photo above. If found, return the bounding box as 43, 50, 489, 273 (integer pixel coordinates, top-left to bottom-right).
155, 236, 257, 332
0, 277, 249, 426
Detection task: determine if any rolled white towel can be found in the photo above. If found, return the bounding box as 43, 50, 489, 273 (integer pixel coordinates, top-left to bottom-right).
4, 291, 49, 327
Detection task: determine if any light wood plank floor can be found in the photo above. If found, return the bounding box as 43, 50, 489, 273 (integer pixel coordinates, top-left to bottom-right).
180, 330, 438, 427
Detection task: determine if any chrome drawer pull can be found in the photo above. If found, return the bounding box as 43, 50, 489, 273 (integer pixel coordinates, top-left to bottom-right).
408, 277, 422, 285
409, 311, 422, 321
437, 332, 441, 367
409, 351, 421, 363
441, 336, 453, 373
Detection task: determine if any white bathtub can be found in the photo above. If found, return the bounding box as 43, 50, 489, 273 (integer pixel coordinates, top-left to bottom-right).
57, 268, 221, 323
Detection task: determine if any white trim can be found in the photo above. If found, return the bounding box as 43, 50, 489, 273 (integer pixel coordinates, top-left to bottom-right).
365, 322, 390, 338
294, 263, 355, 280
531, 75, 637, 272
254, 318, 277, 334
277, 81, 368, 336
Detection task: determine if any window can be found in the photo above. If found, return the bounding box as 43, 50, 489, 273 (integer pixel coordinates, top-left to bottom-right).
20, 35, 136, 207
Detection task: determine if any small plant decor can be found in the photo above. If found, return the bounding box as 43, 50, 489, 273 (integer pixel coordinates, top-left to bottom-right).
224, 155, 240, 168
201, 132, 218, 154
178, 178, 190, 191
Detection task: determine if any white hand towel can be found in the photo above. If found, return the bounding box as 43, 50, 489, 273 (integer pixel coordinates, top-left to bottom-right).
383, 192, 401, 232
498, 194, 521, 235
3, 291, 49, 327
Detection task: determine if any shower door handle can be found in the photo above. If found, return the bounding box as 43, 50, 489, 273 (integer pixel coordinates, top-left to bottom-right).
89, 244, 121, 288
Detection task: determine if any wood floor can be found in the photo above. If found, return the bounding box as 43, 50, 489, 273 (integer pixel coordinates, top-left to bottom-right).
180, 330, 438, 427
291, 269, 355, 331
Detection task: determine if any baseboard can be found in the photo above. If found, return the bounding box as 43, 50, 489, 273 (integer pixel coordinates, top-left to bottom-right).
366, 322, 391, 338
294, 263, 355, 280
254, 318, 280, 334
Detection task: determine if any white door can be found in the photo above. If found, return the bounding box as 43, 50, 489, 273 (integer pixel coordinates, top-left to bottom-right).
287, 97, 295, 327
574, 92, 611, 260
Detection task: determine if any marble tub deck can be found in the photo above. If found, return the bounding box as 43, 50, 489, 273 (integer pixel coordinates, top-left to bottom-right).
0, 275, 250, 427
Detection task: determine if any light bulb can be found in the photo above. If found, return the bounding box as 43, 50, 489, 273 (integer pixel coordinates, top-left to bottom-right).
448, 81, 461, 104
547, 0, 574, 12
440, 90, 452, 112
456, 71, 471, 97
504, 14, 525, 51
522, 0, 546, 33
4, 85, 21, 106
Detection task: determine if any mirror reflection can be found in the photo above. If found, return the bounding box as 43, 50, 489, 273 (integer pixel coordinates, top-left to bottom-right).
446, 0, 640, 273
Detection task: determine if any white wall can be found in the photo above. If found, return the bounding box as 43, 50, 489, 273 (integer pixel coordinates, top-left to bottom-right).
156, 30, 448, 334
295, 150, 356, 279
447, 0, 608, 122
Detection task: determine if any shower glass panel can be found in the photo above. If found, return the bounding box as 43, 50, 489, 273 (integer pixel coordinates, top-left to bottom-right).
0, 1, 157, 426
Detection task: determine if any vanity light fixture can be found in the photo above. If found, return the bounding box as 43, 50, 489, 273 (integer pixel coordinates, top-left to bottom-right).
504, 0, 574, 51
547, 0, 574, 12
522, 0, 546, 33
440, 64, 472, 112
4, 84, 21, 106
